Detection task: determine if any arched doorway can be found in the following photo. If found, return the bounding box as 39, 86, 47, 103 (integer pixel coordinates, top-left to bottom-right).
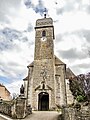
38, 92, 49, 111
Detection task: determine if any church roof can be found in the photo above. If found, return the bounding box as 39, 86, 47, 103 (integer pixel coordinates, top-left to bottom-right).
66, 68, 76, 79
27, 56, 65, 68
23, 76, 28, 81
54, 55, 66, 65
0, 84, 10, 94
27, 61, 34, 68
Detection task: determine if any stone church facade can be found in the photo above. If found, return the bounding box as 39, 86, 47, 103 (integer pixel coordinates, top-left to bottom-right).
23, 16, 74, 111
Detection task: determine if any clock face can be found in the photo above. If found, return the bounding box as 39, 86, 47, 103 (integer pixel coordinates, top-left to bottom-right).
41, 37, 47, 41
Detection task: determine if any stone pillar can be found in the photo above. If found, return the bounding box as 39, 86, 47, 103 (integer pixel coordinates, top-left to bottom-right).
14, 97, 27, 119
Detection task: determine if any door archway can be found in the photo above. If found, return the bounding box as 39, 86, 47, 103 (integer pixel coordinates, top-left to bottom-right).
38, 92, 49, 111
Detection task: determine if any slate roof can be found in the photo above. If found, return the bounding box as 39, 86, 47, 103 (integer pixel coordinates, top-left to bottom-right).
23, 76, 28, 81
66, 68, 76, 79
27, 61, 34, 68
54, 55, 66, 65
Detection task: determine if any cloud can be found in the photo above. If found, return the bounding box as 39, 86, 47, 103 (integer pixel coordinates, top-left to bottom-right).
56, 1, 75, 15
0, 0, 22, 23
24, 0, 48, 16
56, 0, 90, 15
24, 0, 32, 9
0, 0, 90, 95
55, 28, 90, 75
55, 34, 63, 43
81, 30, 90, 43
0, 0, 40, 31
0, 25, 34, 50
27, 23, 33, 32
58, 48, 88, 60
0, 39, 34, 78
54, 12, 90, 34
34, 0, 47, 15
0, 27, 26, 51
0, 26, 34, 89
0, 0, 37, 95
77, 63, 90, 69
71, 61, 90, 75
5, 80, 23, 95
55, 29, 90, 51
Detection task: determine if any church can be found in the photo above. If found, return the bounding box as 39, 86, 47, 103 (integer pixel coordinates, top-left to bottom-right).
23, 15, 75, 111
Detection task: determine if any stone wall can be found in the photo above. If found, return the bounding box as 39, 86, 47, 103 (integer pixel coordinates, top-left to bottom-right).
61, 104, 90, 120
0, 101, 12, 117
0, 96, 32, 119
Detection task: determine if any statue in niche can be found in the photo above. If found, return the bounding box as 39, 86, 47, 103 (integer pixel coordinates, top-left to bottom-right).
41, 80, 45, 90
20, 84, 24, 95
42, 83, 45, 90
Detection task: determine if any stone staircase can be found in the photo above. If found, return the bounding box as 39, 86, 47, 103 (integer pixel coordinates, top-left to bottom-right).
23, 111, 61, 120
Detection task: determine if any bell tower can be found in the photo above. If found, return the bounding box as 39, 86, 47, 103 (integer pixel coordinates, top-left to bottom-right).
34, 17, 55, 60
30, 16, 56, 110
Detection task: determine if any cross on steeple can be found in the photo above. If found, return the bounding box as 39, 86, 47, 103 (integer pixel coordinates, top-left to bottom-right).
44, 8, 47, 18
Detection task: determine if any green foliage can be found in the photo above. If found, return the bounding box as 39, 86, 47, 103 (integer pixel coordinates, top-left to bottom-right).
69, 79, 85, 100
76, 95, 85, 102
69, 74, 88, 102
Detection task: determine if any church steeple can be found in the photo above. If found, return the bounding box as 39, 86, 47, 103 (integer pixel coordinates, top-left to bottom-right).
34, 16, 55, 60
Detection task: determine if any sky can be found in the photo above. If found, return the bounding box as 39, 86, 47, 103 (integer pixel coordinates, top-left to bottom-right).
0, 0, 90, 96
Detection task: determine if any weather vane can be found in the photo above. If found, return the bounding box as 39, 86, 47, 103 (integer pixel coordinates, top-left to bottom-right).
44, 8, 47, 18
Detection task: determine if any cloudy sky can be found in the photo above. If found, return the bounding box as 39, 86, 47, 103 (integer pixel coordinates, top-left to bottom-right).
0, 0, 90, 95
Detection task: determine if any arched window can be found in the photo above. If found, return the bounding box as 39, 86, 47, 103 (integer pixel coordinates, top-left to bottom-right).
42, 30, 46, 37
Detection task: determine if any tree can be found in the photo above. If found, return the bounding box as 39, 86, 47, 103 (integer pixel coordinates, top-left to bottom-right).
69, 72, 90, 102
